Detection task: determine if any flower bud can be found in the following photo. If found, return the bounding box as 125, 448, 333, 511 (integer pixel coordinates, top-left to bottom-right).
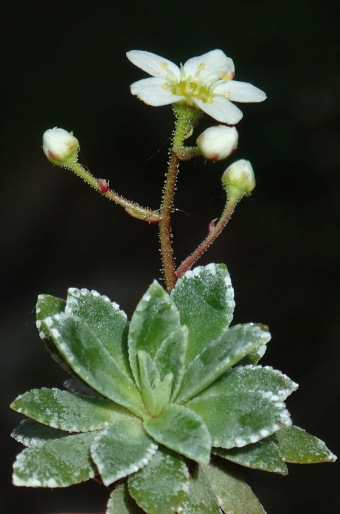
222, 159, 255, 198
42, 127, 79, 165
196, 125, 238, 161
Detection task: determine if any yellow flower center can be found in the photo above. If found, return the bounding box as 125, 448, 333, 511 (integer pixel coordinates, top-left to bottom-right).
171, 81, 213, 104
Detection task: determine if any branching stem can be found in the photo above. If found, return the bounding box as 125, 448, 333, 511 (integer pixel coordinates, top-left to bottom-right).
64, 160, 161, 223
176, 196, 238, 280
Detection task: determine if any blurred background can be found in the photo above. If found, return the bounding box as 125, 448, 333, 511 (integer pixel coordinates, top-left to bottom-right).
1, 0, 339, 512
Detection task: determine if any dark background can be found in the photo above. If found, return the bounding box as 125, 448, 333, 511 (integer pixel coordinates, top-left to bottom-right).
1, 1, 339, 513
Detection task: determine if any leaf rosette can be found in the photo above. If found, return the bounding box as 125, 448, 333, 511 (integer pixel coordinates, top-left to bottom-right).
11, 264, 336, 513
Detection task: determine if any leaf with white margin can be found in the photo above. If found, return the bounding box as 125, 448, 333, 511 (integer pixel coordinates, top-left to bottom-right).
153, 326, 188, 401
65, 288, 131, 378
143, 404, 211, 464
11, 388, 135, 433
274, 425, 337, 464
36, 294, 72, 374
36, 294, 66, 340
179, 464, 222, 513
186, 390, 291, 449
128, 447, 189, 514
171, 264, 235, 365
107, 482, 145, 513
213, 437, 288, 475
13, 432, 97, 487
43, 313, 148, 418
91, 419, 158, 486
128, 281, 181, 388
202, 459, 266, 514
11, 419, 68, 447
199, 365, 298, 402
138, 351, 173, 417
176, 324, 271, 403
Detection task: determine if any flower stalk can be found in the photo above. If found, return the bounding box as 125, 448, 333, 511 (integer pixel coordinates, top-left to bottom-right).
159, 104, 202, 292
176, 196, 237, 280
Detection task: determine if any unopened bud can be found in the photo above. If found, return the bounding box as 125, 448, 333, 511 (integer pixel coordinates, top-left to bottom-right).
43, 127, 79, 165
222, 159, 255, 199
197, 125, 238, 161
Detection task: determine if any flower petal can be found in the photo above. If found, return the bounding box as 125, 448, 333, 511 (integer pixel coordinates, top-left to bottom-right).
126, 50, 181, 81
215, 80, 267, 103
183, 50, 235, 84
194, 96, 243, 125
130, 77, 184, 106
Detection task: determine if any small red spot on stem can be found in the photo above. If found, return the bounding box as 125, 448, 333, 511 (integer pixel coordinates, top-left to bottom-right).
98, 179, 109, 193
208, 218, 218, 232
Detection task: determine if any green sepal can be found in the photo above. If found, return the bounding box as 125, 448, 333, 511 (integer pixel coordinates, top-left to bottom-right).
274, 425, 337, 464
128, 447, 189, 514
11, 419, 68, 447
200, 365, 298, 402
11, 387, 134, 432
12, 432, 98, 487
153, 326, 188, 401
107, 482, 145, 514
143, 404, 211, 464
128, 281, 181, 388
65, 288, 131, 378
90, 419, 158, 486
171, 264, 235, 365
187, 390, 291, 449
202, 459, 266, 514
179, 464, 222, 513
176, 324, 271, 403
213, 437, 288, 475
138, 351, 173, 416
43, 313, 147, 418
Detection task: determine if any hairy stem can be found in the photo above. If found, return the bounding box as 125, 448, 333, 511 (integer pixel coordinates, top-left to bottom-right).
176, 197, 237, 280
63, 160, 161, 223
159, 105, 202, 292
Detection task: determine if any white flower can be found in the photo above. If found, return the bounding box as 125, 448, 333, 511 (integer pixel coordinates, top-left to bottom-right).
126, 49, 266, 125
42, 127, 79, 164
222, 159, 256, 195
197, 125, 238, 161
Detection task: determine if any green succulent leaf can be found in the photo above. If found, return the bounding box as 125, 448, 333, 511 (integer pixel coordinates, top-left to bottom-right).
236, 343, 267, 366
200, 365, 298, 402
170, 264, 235, 365
187, 390, 291, 449
143, 404, 211, 464
12, 432, 97, 487
202, 459, 266, 514
11, 419, 68, 447
63, 377, 104, 398
11, 388, 134, 432
43, 313, 147, 418
274, 425, 337, 464
36, 294, 71, 373
36, 294, 66, 339
138, 351, 173, 417
153, 326, 188, 401
128, 447, 189, 514
91, 419, 158, 486
213, 437, 288, 475
65, 288, 131, 378
180, 464, 222, 514
107, 482, 145, 514
176, 324, 271, 403
128, 281, 181, 388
